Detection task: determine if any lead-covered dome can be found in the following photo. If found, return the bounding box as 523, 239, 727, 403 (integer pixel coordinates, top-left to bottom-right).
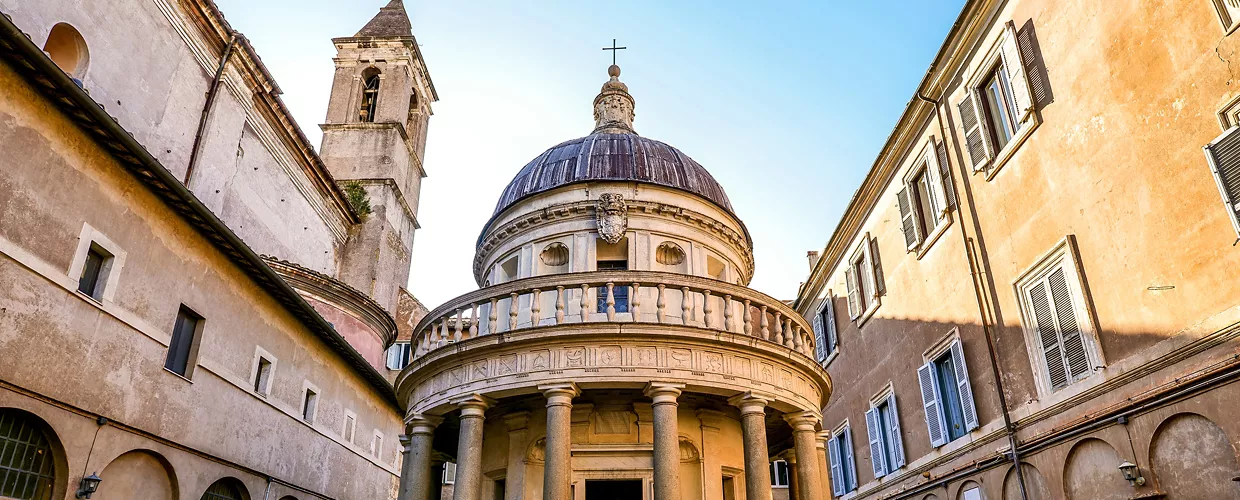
491, 133, 734, 218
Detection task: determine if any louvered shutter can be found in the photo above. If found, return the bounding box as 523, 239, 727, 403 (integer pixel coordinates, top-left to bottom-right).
1002, 22, 1035, 122
825, 296, 838, 351
842, 426, 858, 491
897, 188, 920, 251
865, 408, 887, 478
868, 237, 886, 296
1029, 282, 1069, 390
886, 394, 906, 468
813, 305, 828, 362
949, 340, 980, 432
1049, 268, 1092, 381
935, 137, 956, 211
845, 268, 860, 320
917, 362, 948, 448
1204, 127, 1240, 237
828, 435, 844, 497
958, 93, 989, 170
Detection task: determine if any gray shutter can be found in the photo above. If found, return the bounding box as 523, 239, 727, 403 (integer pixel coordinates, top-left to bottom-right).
958, 93, 989, 170
843, 426, 858, 491
869, 237, 885, 296
1029, 281, 1069, 390
813, 306, 828, 362
1049, 268, 1092, 381
1002, 22, 1034, 122
828, 435, 844, 497
936, 138, 956, 211
865, 408, 887, 478
949, 340, 980, 432
917, 362, 948, 448
845, 268, 860, 320
886, 394, 906, 468
825, 296, 837, 351
1204, 127, 1240, 238
897, 188, 920, 251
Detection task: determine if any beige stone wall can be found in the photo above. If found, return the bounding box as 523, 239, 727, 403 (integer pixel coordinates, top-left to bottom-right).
0, 57, 399, 498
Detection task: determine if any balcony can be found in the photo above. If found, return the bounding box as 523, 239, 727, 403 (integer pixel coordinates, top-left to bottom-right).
411, 270, 820, 364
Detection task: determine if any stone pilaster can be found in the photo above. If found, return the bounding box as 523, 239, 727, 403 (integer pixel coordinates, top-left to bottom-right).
645, 382, 685, 500
816, 431, 833, 498
540, 383, 581, 500
784, 412, 824, 500
399, 414, 443, 500
728, 392, 773, 500
696, 409, 727, 500
452, 394, 495, 500
503, 412, 531, 500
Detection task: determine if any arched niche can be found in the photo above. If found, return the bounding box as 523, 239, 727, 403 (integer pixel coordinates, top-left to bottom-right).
95, 450, 177, 500
43, 23, 89, 79
1063, 438, 1129, 500
0, 407, 69, 500
199, 477, 250, 500
1149, 412, 1240, 498
1002, 462, 1052, 500
955, 480, 983, 500
359, 67, 381, 122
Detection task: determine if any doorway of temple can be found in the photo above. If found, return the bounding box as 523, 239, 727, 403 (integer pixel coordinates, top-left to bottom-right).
585, 479, 643, 500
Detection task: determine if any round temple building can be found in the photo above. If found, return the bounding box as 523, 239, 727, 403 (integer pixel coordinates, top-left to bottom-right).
395, 66, 832, 500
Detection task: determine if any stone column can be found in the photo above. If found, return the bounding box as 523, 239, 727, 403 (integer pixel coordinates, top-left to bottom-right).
784, 412, 824, 500
540, 383, 581, 500
785, 453, 800, 500
816, 431, 832, 497
400, 414, 443, 500
452, 394, 495, 500
728, 392, 773, 500
503, 412, 531, 500
645, 382, 685, 500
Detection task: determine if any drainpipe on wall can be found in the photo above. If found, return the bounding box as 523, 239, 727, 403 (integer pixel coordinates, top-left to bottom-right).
184, 31, 240, 186
916, 90, 1029, 500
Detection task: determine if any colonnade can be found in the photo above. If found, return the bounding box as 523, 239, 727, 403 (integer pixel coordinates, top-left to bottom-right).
397, 386, 827, 500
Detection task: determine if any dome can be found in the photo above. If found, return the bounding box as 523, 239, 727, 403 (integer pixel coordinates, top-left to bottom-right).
491, 132, 735, 218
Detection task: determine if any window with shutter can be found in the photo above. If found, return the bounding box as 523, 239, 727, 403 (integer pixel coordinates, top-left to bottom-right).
936, 138, 957, 210
813, 300, 832, 363
868, 237, 885, 297
917, 363, 948, 448
864, 408, 887, 478
845, 267, 860, 320
1203, 127, 1240, 238
1018, 240, 1100, 394
883, 394, 906, 469
958, 93, 988, 170
824, 295, 837, 353
1211, 0, 1240, 32
949, 340, 980, 433
897, 188, 920, 251
1000, 22, 1034, 123
827, 436, 844, 496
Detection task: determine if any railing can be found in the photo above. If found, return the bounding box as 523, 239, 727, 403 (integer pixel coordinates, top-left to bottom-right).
411, 271, 818, 363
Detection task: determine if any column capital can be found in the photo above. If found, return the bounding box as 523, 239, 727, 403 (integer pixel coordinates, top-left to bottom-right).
539, 382, 581, 409
783, 410, 821, 432
644, 382, 685, 406
503, 411, 531, 432
778, 449, 797, 464
405, 414, 444, 436
728, 391, 775, 416
451, 393, 496, 419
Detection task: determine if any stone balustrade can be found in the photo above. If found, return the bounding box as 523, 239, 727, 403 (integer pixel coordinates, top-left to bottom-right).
411, 271, 819, 362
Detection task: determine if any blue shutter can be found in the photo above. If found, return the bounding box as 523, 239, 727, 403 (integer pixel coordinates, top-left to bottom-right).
950, 340, 980, 432
917, 362, 948, 447
825, 296, 837, 351
842, 425, 858, 491
827, 435, 844, 497
886, 394, 906, 469
813, 303, 828, 363
865, 408, 887, 478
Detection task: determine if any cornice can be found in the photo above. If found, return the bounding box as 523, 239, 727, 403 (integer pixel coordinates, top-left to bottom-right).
265, 257, 399, 348
472, 199, 756, 285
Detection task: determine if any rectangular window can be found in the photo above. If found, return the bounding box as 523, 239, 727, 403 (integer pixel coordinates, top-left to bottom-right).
769, 460, 790, 487
827, 425, 858, 496
343, 413, 356, 442
1203, 126, 1240, 239
302, 388, 318, 423
1017, 238, 1101, 394
958, 22, 1037, 173
898, 139, 955, 253
596, 260, 629, 313
813, 296, 837, 363
76, 245, 110, 300
443, 462, 458, 484
253, 357, 273, 396
845, 236, 883, 322
865, 393, 905, 478
164, 306, 202, 377
962, 487, 983, 500
386, 343, 412, 370
917, 339, 980, 447
982, 66, 1018, 151
911, 171, 937, 238
372, 431, 383, 457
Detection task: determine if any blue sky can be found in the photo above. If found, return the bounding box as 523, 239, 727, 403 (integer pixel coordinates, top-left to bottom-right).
212, 0, 966, 307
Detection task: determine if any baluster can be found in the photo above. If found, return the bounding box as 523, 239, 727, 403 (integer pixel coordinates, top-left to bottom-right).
723, 294, 734, 332
531, 289, 542, 326
488, 297, 499, 334
416, 332, 426, 356
580, 284, 590, 323
681, 287, 692, 325
803, 328, 815, 356
773, 312, 784, 345
454, 309, 464, 341
704, 290, 715, 329
555, 286, 566, 324
743, 299, 753, 335
631, 283, 641, 322
784, 318, 796, 348
509, 292, 519, 331
605, 282, 617, 321
760, 306, 770, 340
470, 303, 480, 337
792, 322, 804, 351
656, 284, 667, 324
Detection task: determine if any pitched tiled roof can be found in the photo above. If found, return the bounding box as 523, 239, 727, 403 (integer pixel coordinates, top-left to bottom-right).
356, 0, 412, 38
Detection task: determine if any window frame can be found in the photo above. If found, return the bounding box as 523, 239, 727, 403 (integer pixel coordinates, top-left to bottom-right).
68, 223, 126, 304
898, 139, 955, 257
827, 421, 858, 496
844, 234, 883, 325
918, 331, 981, 448
164, 305, 204, 379
250, 347, 277, 397
386, 342, 412, 370
301, 381, 320, 424
769, 460, 790, 488
1013, 236, 1104, 397
1212, 0, 1240, 34
865, 386, 906, 479
372, 430, 384, 457
812, 292, 839, 366
342, 410, 358, 443
957, 21, 1040, 179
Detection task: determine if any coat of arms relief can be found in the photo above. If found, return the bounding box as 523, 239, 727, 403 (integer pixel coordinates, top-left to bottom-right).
596, 193, 628, 244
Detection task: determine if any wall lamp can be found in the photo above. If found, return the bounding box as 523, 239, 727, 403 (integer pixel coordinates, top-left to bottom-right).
1118, 461, 1145, 487
75, 473, 101, 498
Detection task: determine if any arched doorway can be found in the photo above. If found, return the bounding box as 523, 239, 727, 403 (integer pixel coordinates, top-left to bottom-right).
0, 408, 60, 500
201, 478, 249, 500
95, 450, 177, 500
1150, 413, 1240, 498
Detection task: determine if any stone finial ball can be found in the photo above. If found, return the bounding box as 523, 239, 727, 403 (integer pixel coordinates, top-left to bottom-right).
608, 64, 621, 78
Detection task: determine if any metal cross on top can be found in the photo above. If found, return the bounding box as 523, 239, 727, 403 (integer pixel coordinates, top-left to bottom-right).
602, 38, 627, 66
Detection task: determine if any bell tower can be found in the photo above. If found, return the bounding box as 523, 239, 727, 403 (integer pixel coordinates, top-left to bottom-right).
319, 0, 436, 312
